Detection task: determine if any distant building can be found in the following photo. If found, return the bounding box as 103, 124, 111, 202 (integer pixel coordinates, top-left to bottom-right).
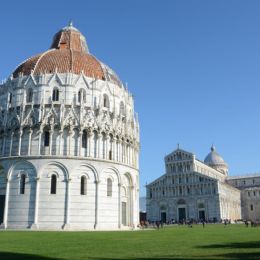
146, 146, 260, 223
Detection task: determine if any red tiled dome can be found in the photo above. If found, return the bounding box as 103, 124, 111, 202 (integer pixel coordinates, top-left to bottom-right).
12, 23, 122, 86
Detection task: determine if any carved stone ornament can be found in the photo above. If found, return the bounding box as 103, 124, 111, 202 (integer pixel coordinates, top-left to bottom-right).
83, 109, 95, 129
99, 111, 112, 132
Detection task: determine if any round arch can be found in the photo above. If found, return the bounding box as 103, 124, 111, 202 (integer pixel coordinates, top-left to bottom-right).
37, 161, 69, 180
7, 160, 37, 181
100, 166, 121, 185
73, 163, 99, 182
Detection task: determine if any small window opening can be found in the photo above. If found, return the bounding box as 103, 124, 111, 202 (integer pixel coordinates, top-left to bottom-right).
52, 88, 59, 101
50, 175, 57, 194
107, 178, 112, 197
20, 174, 26, 194
80, 176, 87, 195
44, 131, 50, 147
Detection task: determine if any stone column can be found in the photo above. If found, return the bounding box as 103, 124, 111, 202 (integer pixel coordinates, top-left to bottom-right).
9, 132, 14, 156
118, 184, 122, 228
64, 178, 71, 230
31, 177, 40, 230
38, 131, 42, 155
129, 145, 132, 166
104, 135, 108, 160
88, 131, 93, 157
1, 132, 7, 156
136, 147, 139, 168
97, 133, 102, 159
127, 144, 130, 165
28, 129, 33, 156
112, 137, 116, 161
1, 178, 10, 229
49, 130, 54, 155
130, 185, 135, 227
94, 180, 100, 229
116, 140, 119, 161
58, 130, 62, 156
120, 140, 124, 163
117, 140, 120, 162
68, 129, 72, 156
132, 148, 135, 167
78, 131, 82, 157
135, 187, 140, 228
18, 129, 23, 156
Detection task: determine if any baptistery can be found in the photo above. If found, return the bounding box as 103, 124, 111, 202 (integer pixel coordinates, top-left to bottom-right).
0, 23, 140, 230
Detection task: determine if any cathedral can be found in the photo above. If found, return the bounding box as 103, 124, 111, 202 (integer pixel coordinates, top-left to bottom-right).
0, 23, 140, 230
146, 146, 260, 223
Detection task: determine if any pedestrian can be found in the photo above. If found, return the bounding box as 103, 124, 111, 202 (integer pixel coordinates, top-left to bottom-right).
156, 221, 160, 229
245, 220, 249, 227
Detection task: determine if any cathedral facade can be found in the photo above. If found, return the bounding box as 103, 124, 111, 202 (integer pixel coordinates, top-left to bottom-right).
146, 146, 260, 223
0, 23, 140, 230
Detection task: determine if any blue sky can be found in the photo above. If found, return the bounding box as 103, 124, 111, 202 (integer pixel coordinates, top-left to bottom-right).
1, 0, 260, 196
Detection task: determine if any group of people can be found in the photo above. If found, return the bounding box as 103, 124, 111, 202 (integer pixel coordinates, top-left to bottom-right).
244, 220, 260, 227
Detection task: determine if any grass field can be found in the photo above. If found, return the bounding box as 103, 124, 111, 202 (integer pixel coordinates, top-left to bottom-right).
0, 224, 260, 260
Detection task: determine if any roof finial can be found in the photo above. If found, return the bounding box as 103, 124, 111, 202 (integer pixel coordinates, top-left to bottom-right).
69, 20, 73, 27
211, 144, 216, 152
177, 143, 180, 149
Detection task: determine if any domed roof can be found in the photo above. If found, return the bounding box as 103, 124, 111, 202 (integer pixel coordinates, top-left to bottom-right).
204, 145, 227, 166
12, 22, 122, 86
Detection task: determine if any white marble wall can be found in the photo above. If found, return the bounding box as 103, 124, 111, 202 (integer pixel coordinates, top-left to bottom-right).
0, 158, 139, 230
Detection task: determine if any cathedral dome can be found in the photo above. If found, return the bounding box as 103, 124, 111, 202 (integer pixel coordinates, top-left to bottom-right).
204, 146, 228, 175
12, 22, 122, 87
204, 145, 225, 165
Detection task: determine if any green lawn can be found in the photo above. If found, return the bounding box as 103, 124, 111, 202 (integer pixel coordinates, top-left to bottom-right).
0, 224, 260, 260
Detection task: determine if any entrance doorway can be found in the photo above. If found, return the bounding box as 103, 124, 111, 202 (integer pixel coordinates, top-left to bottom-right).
178, 207, 186, 222
122, 202, 127, 226
161, 212, 166, 223
199, 210, 205, 221
0, 195, 5, 224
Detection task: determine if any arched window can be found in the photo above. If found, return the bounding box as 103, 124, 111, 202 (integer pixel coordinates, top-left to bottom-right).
107, 178, 112, 197
44, 131, 50, 147
52, 88, 59, 102
103, 94, 109, 108
82, 130, 88, 149
120, 101, 125, 116
27, 88, 33, 103
80, 176, 87, 195
78, 89, 86, 103
8, 92, 12, 104
20, 174, 26, 194
50, 174, 57, 194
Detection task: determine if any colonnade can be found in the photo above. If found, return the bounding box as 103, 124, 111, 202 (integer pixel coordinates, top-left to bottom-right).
149, 174, 217, 199
0, 128, 139, 168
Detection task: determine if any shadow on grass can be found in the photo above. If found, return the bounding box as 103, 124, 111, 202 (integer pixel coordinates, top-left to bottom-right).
88, 253, 260, 260
89, 258, 213, 260
0, 252, 62, 260
198, 241, 260, 249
